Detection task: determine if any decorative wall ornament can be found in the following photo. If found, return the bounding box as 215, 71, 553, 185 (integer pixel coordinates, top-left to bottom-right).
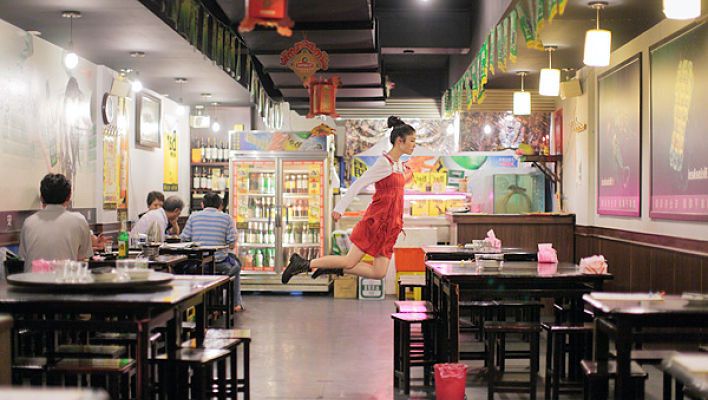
239, 0, 294, 37
306, 76, 340, 118
310, 123, 336, 137
280, 39, 329, 85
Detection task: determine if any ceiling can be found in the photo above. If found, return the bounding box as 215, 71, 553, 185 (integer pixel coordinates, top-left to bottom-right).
0, 0, 251, 107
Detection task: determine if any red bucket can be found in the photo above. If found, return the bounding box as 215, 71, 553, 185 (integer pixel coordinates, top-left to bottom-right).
434, 363, 467, 400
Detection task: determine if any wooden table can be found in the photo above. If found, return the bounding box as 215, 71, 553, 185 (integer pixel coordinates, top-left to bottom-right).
0, 388, 109, 400
662, 352, 708, 399
0, 275, 229, 400
160, 245, 228, 274
584, 294, 708, 400
90, 254, 188, 272
422, 245, 537, 262
427, 261, 611, 363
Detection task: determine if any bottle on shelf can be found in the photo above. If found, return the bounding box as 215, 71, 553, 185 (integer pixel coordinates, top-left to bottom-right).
254, 249, 263, 268
117, 220, 129, 259
200, 167, 209, 189
268, 222, 275, 244
193, 167, 200, 189
200, 138, 206, 162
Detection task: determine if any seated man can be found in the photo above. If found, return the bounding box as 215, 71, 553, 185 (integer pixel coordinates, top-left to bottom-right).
131, 195, 184, 242
180, 192, 243, 312
19, 173, 93, 271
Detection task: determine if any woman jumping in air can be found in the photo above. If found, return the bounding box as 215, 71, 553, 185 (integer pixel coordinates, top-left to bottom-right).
282, 116, 416, 283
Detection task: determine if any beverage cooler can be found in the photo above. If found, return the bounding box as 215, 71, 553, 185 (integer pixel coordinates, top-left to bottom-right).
230, 131, 332, 292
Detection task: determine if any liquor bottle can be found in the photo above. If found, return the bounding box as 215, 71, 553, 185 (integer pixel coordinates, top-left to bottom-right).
200, 138, 206, 162
193, 167, 200, 189
258, 174, 266, 194
268, 222, 275, 244
200, 168, 209, 189
259, 222, 266, 244
117, 220, 129, 259
254, 250, 263, 268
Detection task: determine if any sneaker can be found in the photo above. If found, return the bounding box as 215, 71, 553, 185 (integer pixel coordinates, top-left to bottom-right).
311, 268, 344, 279
281, 253, 311, 284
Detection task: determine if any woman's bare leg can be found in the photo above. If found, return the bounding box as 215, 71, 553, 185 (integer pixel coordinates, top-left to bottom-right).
343, 255, 389, 279
310, 244, 366, 270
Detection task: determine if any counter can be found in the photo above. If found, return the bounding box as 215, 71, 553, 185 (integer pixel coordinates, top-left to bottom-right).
447, 213, 575, 262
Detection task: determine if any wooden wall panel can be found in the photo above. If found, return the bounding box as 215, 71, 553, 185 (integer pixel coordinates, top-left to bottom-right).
576, 225, 707, 294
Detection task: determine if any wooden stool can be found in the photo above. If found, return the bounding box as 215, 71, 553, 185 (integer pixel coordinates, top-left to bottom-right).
154, 348, 231, 399
49, 358, 136, 400
494, 301, 543, 370
397, 275, 427, 300
542, 323, 593, 400
205, 328, 252, 400
580, 360, 648, 400
394, 300, 433, 314
53, 344, 126, 359
485, 322, 541, 400
458, 300, 497, 362
183, 336, 243, 399
12, 357, 48, 385
391, 312, 436, 395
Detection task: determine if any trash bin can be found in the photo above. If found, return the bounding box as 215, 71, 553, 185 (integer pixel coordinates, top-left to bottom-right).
434, 363, 467, 400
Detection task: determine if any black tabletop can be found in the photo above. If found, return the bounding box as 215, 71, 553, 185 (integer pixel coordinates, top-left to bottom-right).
422, 246, 537, 261
583, 294, 708, 316
426, 260, 607, 279
0, 275, 228, 310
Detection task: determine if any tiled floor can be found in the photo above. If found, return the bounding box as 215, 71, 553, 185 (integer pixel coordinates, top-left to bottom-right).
235, 293, 666, 399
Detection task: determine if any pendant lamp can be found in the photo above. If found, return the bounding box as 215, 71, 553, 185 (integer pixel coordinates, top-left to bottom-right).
211, 102, 221, 133
62, 11, 81, 70
539, 46, 560, 96
584, 1, 611, 67
513, 72, 531, 116
663, 0, 701, 19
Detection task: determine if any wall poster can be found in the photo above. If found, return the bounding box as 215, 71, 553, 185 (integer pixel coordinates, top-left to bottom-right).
650, 21, 708, 221
163, 129, 179, 192
597, 54, 642, 217
102, 97, 129, 209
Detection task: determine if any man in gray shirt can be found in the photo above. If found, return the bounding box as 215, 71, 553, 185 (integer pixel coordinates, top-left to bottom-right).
19, 174, 93, 271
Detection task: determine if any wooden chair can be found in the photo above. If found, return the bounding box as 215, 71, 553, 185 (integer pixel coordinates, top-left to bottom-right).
485, 322, 541, 400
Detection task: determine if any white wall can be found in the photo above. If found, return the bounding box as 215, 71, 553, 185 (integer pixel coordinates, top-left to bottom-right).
561, 18, 708, 240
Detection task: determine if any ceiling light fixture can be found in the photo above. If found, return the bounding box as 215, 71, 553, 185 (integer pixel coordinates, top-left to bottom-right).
513, 72, 531, 116
61, 11, 81, 70
130, 51, 145, 58
539, 45, 560, 96
211, 102, 220, 132
663, 0, 701, 19
122, 68, 143, 93
175, 77, 188, 116
584, 1, 611, 67
201, 93, 212, 99
483, 125, 492, 135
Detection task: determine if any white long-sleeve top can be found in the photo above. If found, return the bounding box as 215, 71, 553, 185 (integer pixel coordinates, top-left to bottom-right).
334, 154, 407, 214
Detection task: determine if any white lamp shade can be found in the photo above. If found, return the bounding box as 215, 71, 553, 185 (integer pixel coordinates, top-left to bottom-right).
583, 29, 612, 67
131, 80, 143, 93
663, 0, 701, 19
64, 52, 79, 69
513, 91, 531, 115
539, 68, 561, 96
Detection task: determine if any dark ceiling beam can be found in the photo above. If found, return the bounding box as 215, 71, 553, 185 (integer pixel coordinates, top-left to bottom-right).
278, 84, 382, 89
286, 96, 386, 104
244, 20, 374, 32
253, 48, 377, 55
264, 67, 379, 73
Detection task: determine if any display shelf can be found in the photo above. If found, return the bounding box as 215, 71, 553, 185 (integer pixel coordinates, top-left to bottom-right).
282, 243, 320, 248
191, 162, 229, 167
237, 243, 275, 248
283, 193, 310, 198
236, 192, 276, 197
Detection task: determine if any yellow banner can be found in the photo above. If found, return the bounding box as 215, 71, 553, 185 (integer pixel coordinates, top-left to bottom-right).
163, 130, 179, 191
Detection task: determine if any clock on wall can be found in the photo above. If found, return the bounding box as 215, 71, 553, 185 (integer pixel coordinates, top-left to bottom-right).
101, 93, 117, 125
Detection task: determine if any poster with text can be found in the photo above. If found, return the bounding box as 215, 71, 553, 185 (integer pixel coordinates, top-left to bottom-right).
650, 22, 708, 221
163, 129, 179, 192
597, 55, 642, 216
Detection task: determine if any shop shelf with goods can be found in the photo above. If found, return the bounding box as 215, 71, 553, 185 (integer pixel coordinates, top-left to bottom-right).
190, 135, 232, 212
229, 130, 333, 293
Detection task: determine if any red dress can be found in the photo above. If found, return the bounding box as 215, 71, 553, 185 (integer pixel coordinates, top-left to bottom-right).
349, 156, 408, 258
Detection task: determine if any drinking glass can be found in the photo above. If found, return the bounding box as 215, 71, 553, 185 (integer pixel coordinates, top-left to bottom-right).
104, 241, 113, 254
116, 259, 132, 281
53, 260, 69, 282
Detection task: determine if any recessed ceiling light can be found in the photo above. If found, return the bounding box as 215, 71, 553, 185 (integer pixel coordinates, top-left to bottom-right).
174, 77, 188, 84
162, 94, 169, 97
194, 105, 204, 110
130, 51, 145, 58
27, 30, 41, 36
211, 102, 219, 106
201, 93, 212, 98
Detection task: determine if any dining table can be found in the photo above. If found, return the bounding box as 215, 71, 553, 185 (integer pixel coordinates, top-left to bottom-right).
159, 244, 229, 274
0, 274, 229, 400
426, 260, 612, 363
584, 294, 708, 399
422, 245, 537, 261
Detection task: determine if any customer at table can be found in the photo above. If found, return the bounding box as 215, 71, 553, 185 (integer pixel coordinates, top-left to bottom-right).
180, 192, 243, 312
19, 173, 93, 271
138, 191, 165, 219
131, 195, 184, 242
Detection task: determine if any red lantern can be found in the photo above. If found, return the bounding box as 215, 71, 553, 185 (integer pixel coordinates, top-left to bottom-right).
239, 0, 294, 37
307, 76, 341, 118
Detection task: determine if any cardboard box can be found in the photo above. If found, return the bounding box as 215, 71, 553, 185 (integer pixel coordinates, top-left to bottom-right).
412, 172, 430, 192
334, 275, 358, 299
428, 199, 446, 216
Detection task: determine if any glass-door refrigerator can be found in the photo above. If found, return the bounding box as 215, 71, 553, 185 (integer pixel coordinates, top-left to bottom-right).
230, 131, 331, 292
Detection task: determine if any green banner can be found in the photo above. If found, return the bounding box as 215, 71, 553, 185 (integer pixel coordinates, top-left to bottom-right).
535, 0, 546, 37
201, 12, 210, 53
502, 17, 510, 71
216, 24, 224, 66
489, 30, 496, 76
463, 73, 472, 109
496, 24, 506, 72
480, 38, 488, 85
471, 61, 478, 103
516, 3, 535, 48
548, 0, 558, 22
510, 9, 518, 64
558, 0, 568, 15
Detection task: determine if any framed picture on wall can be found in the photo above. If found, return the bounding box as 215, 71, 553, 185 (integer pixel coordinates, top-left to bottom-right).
136, 92, 161, 148
650, 21, 707, 221
596, 54, 642, 217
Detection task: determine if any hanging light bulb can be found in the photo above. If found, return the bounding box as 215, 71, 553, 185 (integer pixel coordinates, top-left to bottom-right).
584, 1, 611, 67
513, 72, 531, 116
539, 46, 560, 96
131, 78, 143, 93
61, 11, 81, 70
663, 0, 701, 19
211, 102, 220, 132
